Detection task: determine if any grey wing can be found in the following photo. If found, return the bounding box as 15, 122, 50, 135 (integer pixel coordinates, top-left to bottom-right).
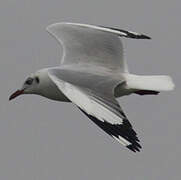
48, 69, 141, 152
46, 22, 128, 72
47, 23, 150, 73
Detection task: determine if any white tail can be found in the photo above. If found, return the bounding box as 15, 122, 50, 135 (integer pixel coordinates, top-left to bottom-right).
124, 74, 175, 92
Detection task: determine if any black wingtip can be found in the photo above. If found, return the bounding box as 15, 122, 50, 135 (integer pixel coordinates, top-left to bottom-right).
79, 107, 142, 153
100, 26, 151, 40
125, 33, 151, 40
139, 34, 151, 40
127, 143, 142, 153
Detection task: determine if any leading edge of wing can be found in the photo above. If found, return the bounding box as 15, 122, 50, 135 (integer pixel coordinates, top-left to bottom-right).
46, 22, 151, 40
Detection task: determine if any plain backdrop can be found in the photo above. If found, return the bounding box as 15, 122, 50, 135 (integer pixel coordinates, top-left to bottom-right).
0, 0, 180, 179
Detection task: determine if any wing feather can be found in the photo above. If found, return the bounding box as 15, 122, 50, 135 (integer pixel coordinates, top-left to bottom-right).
47, 22, 151, 73
46, 22, 127, 72
48, 72, 141, 152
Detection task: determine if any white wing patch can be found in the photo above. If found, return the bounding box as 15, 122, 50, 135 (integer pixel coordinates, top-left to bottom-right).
113, 136, 131, 146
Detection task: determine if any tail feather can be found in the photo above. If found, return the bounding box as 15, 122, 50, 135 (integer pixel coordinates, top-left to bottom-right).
124, 74, 175, 92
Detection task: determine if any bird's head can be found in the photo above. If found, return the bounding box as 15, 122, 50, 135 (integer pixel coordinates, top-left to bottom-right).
9, 73, 40, 101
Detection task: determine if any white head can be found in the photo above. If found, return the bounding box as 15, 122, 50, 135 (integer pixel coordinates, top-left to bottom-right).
9, 73, 40, 100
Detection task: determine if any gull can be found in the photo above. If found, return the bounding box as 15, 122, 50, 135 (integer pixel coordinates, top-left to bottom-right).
9, 22, 175, 152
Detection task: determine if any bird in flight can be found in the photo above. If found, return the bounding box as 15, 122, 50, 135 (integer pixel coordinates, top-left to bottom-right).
9, 22, 175, 152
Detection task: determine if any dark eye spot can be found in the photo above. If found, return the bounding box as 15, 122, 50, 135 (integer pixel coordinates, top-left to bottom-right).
35, 77, 40, 83
25, 77, 33, 85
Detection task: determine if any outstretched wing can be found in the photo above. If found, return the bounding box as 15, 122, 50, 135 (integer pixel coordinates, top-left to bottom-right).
46, 22, 150, 73
48, 71, 141, 152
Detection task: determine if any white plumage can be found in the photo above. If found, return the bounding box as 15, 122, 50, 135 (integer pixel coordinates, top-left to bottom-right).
10, 22, 175, 152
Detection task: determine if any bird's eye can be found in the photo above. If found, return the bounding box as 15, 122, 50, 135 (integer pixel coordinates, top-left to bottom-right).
25, 77, 33, 85
35, 77, 40, 84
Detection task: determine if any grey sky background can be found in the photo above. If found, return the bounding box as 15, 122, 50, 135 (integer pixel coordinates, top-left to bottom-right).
0, 0, 180, 179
